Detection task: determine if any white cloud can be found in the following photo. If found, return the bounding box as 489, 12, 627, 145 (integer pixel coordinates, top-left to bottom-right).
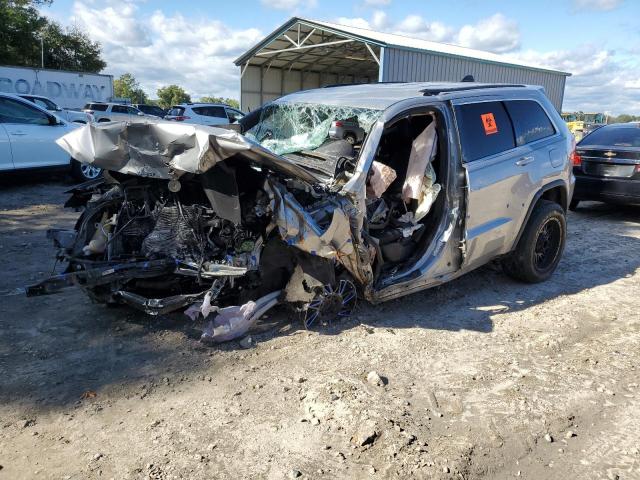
69, 1, 263, 100
506, 47, 640, 114
456, 14, 520, 53
260, 0, 317, 11
335, 12, 520, 52
572, 0, 623, 11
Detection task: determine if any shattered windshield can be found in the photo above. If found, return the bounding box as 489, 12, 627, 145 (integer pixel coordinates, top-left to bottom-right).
245, 102, 382, 155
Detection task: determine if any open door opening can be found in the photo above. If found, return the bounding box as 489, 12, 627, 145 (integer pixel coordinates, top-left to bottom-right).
364, 108, 451, 283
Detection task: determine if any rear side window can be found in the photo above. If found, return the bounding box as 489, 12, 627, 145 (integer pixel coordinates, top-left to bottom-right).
85, 103, 108, 111
504, 100, 555, 146
455, 101, 515, 162
168, 107, 185, 116
193, 106, 226, 118
112, 105, 128, 113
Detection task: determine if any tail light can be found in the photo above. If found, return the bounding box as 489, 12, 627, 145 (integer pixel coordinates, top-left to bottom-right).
173, 116, 190, 121
569, 137, 581, 166
570, 151, 582, 166
635, 164, 640, 173
333, 121, 343, 127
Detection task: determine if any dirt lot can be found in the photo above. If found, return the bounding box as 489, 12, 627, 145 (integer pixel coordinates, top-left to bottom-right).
0, 173, 639, 480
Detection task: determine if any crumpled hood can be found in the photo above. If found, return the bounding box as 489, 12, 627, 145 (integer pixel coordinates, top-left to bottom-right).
56, 121, 319, 184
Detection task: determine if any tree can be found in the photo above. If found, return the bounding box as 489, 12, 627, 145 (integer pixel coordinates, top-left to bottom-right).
157, 85, 191, 109
610, 114, 640, 124
114, 73, 148, 104
199, 96, 240, 109
0, 0, 105, 72
0, 0, 48, 67
40, 23, 105, 72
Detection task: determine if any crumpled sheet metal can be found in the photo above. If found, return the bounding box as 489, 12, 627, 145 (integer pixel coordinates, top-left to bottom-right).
266, 181, 354, 258
55, 121, 318, 183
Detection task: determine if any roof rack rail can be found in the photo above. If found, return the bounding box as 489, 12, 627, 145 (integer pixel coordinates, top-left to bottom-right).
421, 84, 526, 96
322, 81, 405, 88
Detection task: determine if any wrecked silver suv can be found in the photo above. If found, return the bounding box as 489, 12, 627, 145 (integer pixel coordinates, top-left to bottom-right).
28, 83, 574, 343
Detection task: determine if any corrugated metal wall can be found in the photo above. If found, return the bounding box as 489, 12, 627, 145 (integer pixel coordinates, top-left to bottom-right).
381, 47, 567, 111
240, 65, 375, 112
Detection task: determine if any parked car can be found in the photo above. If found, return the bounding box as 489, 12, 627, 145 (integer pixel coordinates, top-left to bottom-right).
133, 104, 167, 118
19, 94, 93, 124
570, 122, 640, 209
0, 93, 101, 181
81, 102, 149, 123
329, 118, 366, 144
165, 103, 244, 126
29, 83, 573, 343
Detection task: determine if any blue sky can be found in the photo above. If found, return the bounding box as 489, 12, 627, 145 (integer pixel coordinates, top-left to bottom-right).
42, 0, 640, 113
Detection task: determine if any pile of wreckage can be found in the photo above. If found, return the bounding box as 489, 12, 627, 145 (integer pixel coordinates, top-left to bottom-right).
27, 101, 441, 344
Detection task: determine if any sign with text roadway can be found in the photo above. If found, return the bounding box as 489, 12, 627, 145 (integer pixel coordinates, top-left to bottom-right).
0, 65, 114, 110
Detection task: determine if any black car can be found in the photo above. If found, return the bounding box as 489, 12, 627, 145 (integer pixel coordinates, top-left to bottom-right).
132, 104, 167, 118
571, 123, 640, 209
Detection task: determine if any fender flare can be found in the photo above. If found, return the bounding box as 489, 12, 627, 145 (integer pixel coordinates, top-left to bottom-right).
512, 179, 568, 247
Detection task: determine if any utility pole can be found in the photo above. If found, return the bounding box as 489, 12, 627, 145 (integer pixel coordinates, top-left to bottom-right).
40, 36, 44, 68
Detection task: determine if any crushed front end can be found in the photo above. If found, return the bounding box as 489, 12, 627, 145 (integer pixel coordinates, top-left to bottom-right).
27, 120, 374, 342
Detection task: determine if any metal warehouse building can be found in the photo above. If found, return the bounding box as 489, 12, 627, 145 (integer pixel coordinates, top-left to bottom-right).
235, 17, 570, 112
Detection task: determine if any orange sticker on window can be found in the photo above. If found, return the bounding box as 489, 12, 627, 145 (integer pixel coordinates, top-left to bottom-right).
481, 113, 498, 135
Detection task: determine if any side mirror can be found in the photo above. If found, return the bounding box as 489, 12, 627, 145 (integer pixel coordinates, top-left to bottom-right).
48, 115, 58, 126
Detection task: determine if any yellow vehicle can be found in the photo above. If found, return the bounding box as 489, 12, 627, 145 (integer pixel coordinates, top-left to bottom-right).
561, 112, 608, 140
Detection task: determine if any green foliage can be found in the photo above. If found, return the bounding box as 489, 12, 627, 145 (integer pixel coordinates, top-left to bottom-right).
114, 73, 148, 104
157, 85, 191, 109
0, 0, 105, 72
199, 96, 240, 109
609, 114, 640, 124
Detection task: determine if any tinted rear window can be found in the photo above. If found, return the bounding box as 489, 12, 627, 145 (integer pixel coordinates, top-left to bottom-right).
168, 107, 185, 116
192, 106, 226, 118
455, 101, 515, 162
84, 103, 108, 111
505, 100, 556, 146
579, 126, 640, 148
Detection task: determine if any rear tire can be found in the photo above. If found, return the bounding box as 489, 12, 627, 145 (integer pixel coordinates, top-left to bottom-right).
344, 133, 356, 145
569, 199, 580, 211
503, 200, 566, 283
71, 159, 102, 181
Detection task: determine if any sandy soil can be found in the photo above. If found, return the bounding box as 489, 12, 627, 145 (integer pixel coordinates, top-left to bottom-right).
0, 173, 639, 480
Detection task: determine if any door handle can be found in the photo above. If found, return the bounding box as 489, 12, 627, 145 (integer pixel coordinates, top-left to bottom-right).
515, 156, 534, 166
10, 132, 27, 136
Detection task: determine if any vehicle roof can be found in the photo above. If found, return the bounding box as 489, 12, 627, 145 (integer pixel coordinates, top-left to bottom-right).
18, 93, 50, 99
174, 103, 231, 107
274, 82, 545, 110
599, 122, 640, 128
84, 102, 136, 106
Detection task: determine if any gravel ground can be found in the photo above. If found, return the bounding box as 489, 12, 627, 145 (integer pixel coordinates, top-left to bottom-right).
0, 173, 639, 480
